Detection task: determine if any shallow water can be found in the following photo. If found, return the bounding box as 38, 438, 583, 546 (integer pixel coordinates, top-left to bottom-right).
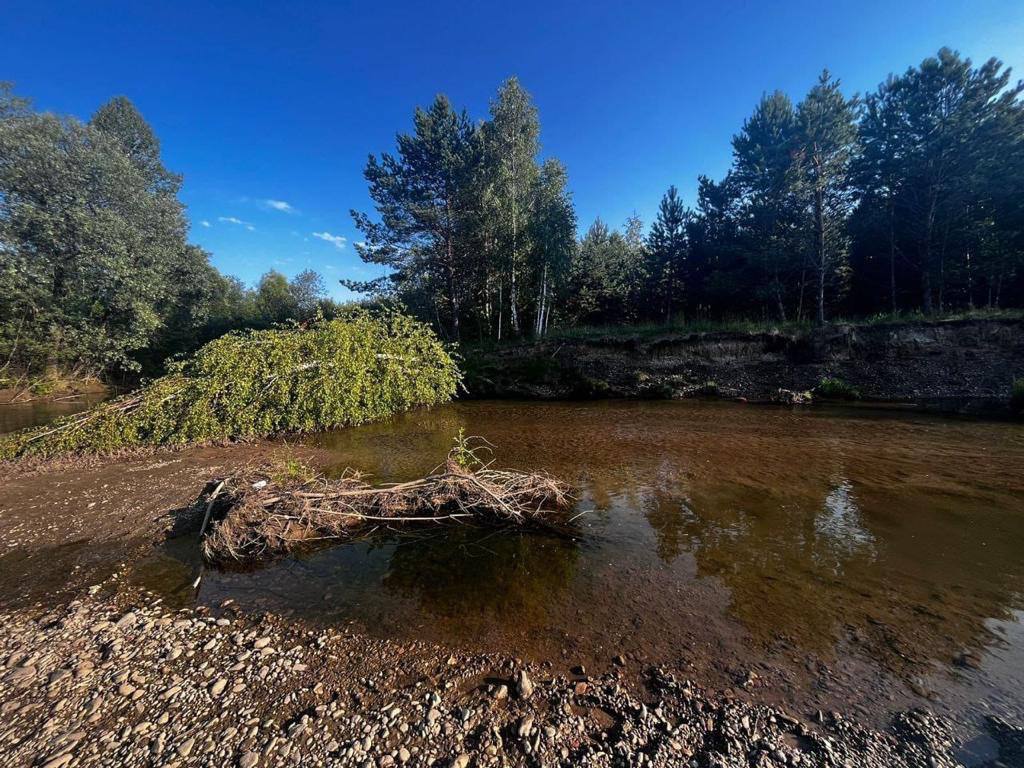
139, 400, 1024, 737
0, 395, 104, 434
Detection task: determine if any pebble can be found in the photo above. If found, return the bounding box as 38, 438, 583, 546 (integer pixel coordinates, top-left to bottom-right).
516, 670, 534, 699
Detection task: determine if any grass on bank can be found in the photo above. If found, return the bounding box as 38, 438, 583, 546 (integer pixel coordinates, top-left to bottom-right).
532, 307, 1024, 344
815, 377, 860, 400
0, 311, 460, 462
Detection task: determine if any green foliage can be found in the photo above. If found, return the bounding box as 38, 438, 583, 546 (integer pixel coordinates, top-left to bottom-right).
449, 428, 490, 471
0, 86, 189, 376
0, 312, 459, 461
564, 218, 647, 326
269, 455, 319, 485
646, 186, 690, 323
349, 78, 577, 341
0, 83, 360, 382
816, 377, 860, 400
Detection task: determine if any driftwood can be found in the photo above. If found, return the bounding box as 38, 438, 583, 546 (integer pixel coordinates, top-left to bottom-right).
200, 454, 573, 565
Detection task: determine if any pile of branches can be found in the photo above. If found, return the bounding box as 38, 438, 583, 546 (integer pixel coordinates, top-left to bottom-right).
200, 453, 573, 565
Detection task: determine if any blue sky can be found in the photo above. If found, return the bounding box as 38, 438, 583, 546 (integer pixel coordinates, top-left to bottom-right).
4, 1, 1023, 300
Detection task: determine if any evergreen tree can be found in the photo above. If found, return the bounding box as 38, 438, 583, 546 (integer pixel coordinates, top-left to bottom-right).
348, 95, 482, 340
732, 91, 806, 320
646, 186, 690, 322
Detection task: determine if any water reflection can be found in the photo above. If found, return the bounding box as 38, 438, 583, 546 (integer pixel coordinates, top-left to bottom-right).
815, 479, 875, 559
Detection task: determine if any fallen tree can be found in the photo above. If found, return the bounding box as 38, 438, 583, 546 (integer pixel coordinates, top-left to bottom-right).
200, 446, 573, 565
0, 311, 460, 461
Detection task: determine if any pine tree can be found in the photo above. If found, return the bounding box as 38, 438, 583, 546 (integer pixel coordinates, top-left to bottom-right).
348, 95, 482, 340
646, 186, 690, 322
732, 91, 806, 320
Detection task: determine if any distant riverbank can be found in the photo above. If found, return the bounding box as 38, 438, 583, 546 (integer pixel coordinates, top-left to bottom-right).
464, 317, 1024, 416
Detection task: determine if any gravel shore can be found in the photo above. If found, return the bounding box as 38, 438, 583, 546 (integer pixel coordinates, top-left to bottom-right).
1, 581, 987, 768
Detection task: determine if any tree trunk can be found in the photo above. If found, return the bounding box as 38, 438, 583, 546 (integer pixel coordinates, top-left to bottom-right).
921, 191, 937, 315
814, 185, 826, 325
497, 282, 503, 341
889, 201, 897, 315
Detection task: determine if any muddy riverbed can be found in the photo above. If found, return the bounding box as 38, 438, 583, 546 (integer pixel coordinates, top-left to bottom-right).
2, 400, 1023, 766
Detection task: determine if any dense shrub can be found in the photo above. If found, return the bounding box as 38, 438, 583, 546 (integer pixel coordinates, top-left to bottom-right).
0, 312, 459, 460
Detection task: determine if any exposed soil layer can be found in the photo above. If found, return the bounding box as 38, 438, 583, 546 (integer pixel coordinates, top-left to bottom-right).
464, 318, 1024, 414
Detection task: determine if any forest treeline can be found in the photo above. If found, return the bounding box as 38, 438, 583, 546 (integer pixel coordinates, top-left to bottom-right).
351, 48, 1024, 339
2, 46, 1023, 385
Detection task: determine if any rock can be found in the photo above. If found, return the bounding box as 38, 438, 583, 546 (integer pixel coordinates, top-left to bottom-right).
493, 684, 508, 701
253, 637, 272, 650
115, 611, 138, 629
7, 664, 37, 687
39, 753, 72, 768
518, 715, 534, 739
239, 751, 259, 768
177, 737, 196, 757
398, 747, 411, 763
613, 655, 626, 666
117, 683, 136, 696
210, 678, 228, 697
515, 670, 534, 699
451, 755, 471, 768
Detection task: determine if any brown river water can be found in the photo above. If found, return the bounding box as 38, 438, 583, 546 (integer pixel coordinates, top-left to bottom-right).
5, 398, 1024, 756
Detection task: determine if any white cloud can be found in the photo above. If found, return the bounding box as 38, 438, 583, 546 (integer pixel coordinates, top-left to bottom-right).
312, 231, 347, 250
264, 199, 295, 213
200, 220, 211, 228
219, 216, 255, 231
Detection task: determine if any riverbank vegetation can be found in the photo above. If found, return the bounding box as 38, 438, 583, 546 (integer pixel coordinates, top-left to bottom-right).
351, 48, 1024, 340
0, 314, 458, 461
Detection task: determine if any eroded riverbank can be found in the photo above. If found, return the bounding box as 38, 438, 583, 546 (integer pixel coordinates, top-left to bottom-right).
2, 400, 1024, 765
464, 318, 1024, 414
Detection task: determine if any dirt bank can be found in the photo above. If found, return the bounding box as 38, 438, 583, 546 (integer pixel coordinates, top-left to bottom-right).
1, 441, 1021, 766
464, 318, 1024, 414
